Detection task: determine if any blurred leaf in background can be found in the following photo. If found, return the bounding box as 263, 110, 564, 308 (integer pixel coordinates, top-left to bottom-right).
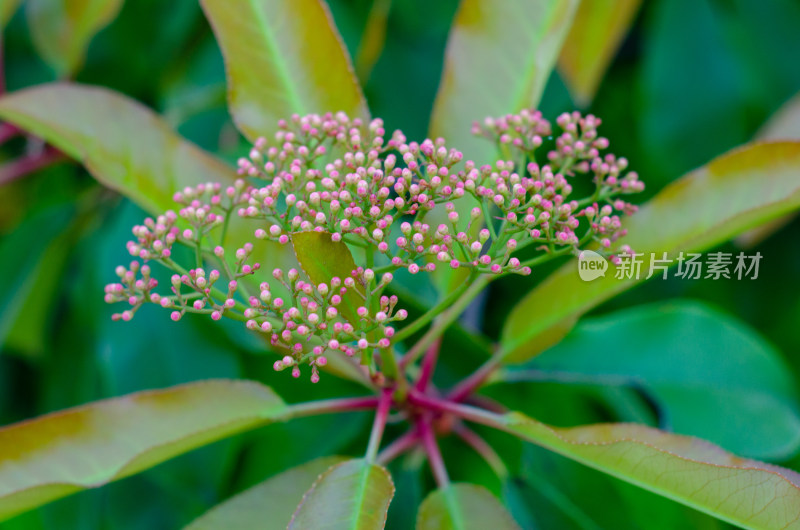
26, 0, 124, 77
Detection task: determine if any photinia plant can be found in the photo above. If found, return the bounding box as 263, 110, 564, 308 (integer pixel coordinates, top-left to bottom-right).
1, 1, 800, 529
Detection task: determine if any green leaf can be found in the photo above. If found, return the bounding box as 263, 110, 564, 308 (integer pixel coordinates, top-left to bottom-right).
499, 300, 800, 459
289, 458, 394, 530
291, 231, 362, 324
501, 141, 800, 362
502, 412, 800, 530
26, 0, 124, 77
0, 204, 74, 356
429, 0, 580, 162
416, 484, 521, 530
199, 0, 369, 142
0, 379, 286, 522
186, 456, 346, 530
0, 82, 233, 216
557, 0, 641, 106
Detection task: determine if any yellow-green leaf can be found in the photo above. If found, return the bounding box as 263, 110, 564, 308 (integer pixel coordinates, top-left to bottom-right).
291, 231, 362, 324
199, 0, 369, 142
0, 0, 21, 27
0, 379, 286, 522
417, 484, 521, 530
354, 0, 391, 83
0, 82, 233, 215
737, 92, 800, 247
289, 458, 395, 530
429, 0, 579, 162
501, 141, 800, 362
558, 0, 641, 106
26, 0, 124, 77
186, 456, 346, 530
502, 412, 800, 530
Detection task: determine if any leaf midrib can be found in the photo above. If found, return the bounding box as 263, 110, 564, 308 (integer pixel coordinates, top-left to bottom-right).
242, 0, 305, 115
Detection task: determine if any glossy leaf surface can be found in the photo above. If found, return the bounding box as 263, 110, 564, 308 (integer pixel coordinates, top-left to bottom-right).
502, 141, 800, 362
200, 0, 368, 141
0, 380, 286, 521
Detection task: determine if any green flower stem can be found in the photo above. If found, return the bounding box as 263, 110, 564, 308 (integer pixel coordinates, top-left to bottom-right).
399, 274, 490, 370
219, 206, 233, 246
194, 239, 203, 269
482, 199, 499, 240
393, 274, 476, 345
162, 257, 249, 312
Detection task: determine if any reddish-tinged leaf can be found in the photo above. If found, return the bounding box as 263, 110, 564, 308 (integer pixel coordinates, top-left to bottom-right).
417, 484, 521, 530
558, 0, 642, 106
289, 458, 394, 530
737, 93, 800, 246
200, 0, 369, 142
502, 412, 800, 530
0, 380, 286, 521
430, 0, 579, 162
187, 456, 346, 530
501, 141, 800, 362
0, 83, 234, 215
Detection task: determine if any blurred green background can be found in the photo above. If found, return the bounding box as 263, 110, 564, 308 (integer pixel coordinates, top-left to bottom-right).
1, 0, 800, 528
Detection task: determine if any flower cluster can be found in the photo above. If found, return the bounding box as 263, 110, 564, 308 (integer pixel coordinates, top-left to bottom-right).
236, 110, 643, 275
105, 109, 643, 383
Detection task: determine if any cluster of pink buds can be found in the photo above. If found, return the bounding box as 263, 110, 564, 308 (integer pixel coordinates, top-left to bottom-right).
105, 109, 643, 383
235, 110, 642, 275
245, 267, 406, 383
468, 110, 644, 262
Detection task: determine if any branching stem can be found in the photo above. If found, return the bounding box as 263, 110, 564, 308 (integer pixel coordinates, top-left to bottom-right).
365, 388, 393, 463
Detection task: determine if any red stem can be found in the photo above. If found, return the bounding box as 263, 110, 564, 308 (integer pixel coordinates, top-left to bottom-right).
447, 357, 500, 402
365, 387, 393, 462
0, 147, 65, 185
415, 338, 441, 392
453, 424, 508, 478
376, 428, 419, 465
408, 391, 504, 429
418, 416, 449, 487
287, 395, 380, 417
0, 123, 19, 145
